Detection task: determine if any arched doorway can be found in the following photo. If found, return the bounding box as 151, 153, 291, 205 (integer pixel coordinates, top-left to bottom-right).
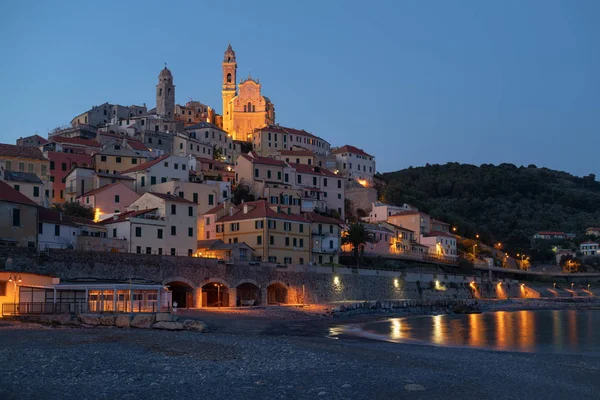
202, 282, 230, 307
165, 281, 194, 309
267, 282, 288, 305
237, 282, 260, 306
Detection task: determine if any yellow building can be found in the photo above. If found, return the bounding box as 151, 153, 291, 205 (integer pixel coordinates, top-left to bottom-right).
93, 141, 147, 175
221, 45, 275, 141
0, 180, 39, 247
202, 200, 310, 265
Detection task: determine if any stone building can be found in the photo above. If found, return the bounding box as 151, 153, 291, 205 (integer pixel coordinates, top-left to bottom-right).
221, 45, 275, 141
0, 180, 38, 247
155, 67, 175, 119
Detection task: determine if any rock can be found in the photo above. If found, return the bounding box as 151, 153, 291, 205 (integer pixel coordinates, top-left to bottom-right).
99, 315, 117, 326
130, 314, 155, 329
152, 321, 184, 330
182, 319, 208, 332
78, 314, 101, 326
41, 314, 76, 325
115, 314, 132, 328
155, 313, 173, 322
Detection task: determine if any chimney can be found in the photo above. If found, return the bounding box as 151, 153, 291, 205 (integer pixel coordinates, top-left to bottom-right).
59, 212, 63, 222
229, 206, 234, 216
243, 204, 248, 214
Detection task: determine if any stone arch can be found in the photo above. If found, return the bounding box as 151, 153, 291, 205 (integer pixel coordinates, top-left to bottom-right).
267, 280, 289, 305
201, 278, 231, 307
163, 277, 196, 309
235, 279, 261, 306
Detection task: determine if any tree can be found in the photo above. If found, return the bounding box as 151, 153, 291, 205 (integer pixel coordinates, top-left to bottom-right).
231, 182, 255, 206
559, 254, 581, 273
341, 223, 376, 266
52, 202, 94, 220
213, 145, 223, 161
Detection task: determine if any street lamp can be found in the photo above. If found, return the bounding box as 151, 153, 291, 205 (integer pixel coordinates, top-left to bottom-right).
476, 234, 480, 239
472, 243, 477, 258
452, 227, 457, 233
214, 283, 222, 308
8, 274, 22, 311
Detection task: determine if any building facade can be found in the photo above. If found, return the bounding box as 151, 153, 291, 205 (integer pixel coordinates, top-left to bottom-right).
332, 145, 376, 186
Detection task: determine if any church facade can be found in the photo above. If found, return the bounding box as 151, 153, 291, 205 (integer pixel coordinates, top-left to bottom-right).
221, 45, 275, 141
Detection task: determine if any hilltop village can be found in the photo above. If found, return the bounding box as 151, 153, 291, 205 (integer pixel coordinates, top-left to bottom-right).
1, 45, 459, 266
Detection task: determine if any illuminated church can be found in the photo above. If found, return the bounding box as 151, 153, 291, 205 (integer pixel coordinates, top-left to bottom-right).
221, 45, 275, 141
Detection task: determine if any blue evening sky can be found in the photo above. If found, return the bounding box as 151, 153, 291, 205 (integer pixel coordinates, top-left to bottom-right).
1, 0, 598, 176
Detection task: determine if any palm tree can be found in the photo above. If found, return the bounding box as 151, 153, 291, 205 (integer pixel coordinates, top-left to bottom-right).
342, 223, 377, 266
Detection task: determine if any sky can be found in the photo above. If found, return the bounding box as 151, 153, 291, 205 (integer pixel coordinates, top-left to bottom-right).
1, 0, 599, 177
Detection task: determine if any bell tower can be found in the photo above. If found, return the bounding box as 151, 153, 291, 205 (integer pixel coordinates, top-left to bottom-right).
222, 44, 237, 135
156, 65, 175, 119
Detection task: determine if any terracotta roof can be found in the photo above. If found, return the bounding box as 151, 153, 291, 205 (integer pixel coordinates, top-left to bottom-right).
536, 231, 567, 235
39, 207, 79, 226
0, 143, 47, 161
389, 210, 426, 217
127, 140, 149, 151
290, 163, 337, 177
204, 203, 225, 215
218, 200, 309, 223
148, 192, 195, 204
255, 125, 325, 141
332, 145, 373, 158
50, 136, 101, 147
239, 153, 287, 167
121, 155, 170, 174
77, 182, 123, 198
302, 212, 343, 225
95, 172, 135, 181
581, 241, 599, 245
0, 180, 38, 206
19, 134, 48, 145
383, 222, 415, 233
3, 171, 43, 184
425, 230, 456, 239
185, 121, 224, 131
98, 208, 158, 225
586, 227, 600, 231
431, 219, 450, 226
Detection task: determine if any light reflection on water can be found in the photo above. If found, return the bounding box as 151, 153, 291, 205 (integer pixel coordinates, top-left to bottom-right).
351, 310, 600, 354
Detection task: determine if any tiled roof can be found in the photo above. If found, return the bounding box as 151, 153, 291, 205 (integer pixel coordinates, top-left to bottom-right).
185, 121, 224, 131
581, 241, 599, 245
389, 210, 426, 217
255, 125, 325, 141
290, 163, 337, 177
120, 155, 170, 174
431, 218, 450, 226
0, 143, 47, 161
148, 192, 195, 204
383, 222, 415, 232
39, 207, 79, 226
127, 140, 149, 151
3, 171, 43, 184
302, 212, 343, 225
536, 231, 566, 235
425, 230, 455, 239
203, 203, 225, 215
98, 208, 158, 225
95, 172, 135, 180
77, 182, 123, 198
331, 145, 373, 158
0, 180, 38, 206
218, 200, 309, 223
239, 153, 287, 167
50, 136, 101, 147
19, 134, 48, 145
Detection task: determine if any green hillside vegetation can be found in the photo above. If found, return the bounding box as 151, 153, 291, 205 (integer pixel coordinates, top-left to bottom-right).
379, 163, 600, 259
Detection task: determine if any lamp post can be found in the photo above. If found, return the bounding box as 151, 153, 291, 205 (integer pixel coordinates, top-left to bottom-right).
8, 274, 22, 314
472, 244, 477, 258
214, 283, 221, 308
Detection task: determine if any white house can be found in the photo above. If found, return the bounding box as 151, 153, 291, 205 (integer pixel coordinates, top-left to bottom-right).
100, 192, 197, 256
121, 155, 190, 194
420, 231, 457, 258
580, 241, 599, 256
368, 201, 417, 223
332, 144, 376, 186
38, 208, 79, 250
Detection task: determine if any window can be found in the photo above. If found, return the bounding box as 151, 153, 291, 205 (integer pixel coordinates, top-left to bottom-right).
100, 156, 107, 162
313, 177, 317, 186
13, 184, 20, 192
293, 238, 297, 247
141, 176, 145, 187
151, 176, 156, 185
299, 224, 304, 233
28, 163, 34, 173
178, 191, 184, 198
338, 193, 342, 199
255, 220, 263, 229
180, 143, 183, 150
230, 223, 240, 232
171, 204, 176, 215
254, 168, 259, 178
161, 177, 167, 183
50, 161, 55, 170
61, 162, 67, 171
164, 162, 169, 167
171, 248, 176, 256
323, 178, 328, 187
41, 164, 47, 176
146, 247, 152, 255
12, 208, 20, 226
188, 206, 193, 216
257, 236, 262, 245
174, 163, 179, 170
284, 222, 291, 231
54, 224, 61, 236
135, 227, 142, 237
171, 226, 177, 236
114, 195, 120, 203
270, 236, 275, 245
299, 238, 304, 248
268, 220, 276, 229
284, 173, 289, 182
268, 256, 276, 263
188, 227, 194, 237
267, 170, 272, 179
297, 175, 302, 184
136, 246, 142, 254
5, 161, 11, 171
115, 157, 121, 164
157, 229, 163, 239
299, 258, 304, 265
329, 225, 334, 234
193, 193, 198, 203
208, 194, 214, 205
285, 237, 290, 246
206, 217, 211, 226
182, 164, 186, 171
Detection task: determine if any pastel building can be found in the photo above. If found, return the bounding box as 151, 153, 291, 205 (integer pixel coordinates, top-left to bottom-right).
121, 155, 189, 194
332, 145, 376, 186
420, 231, 458, 258
0, 180, 38, 248
580, 241, 599, 256
250, 125, 331, 157
76, 182, 140, 216
368, 201, 416, 222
